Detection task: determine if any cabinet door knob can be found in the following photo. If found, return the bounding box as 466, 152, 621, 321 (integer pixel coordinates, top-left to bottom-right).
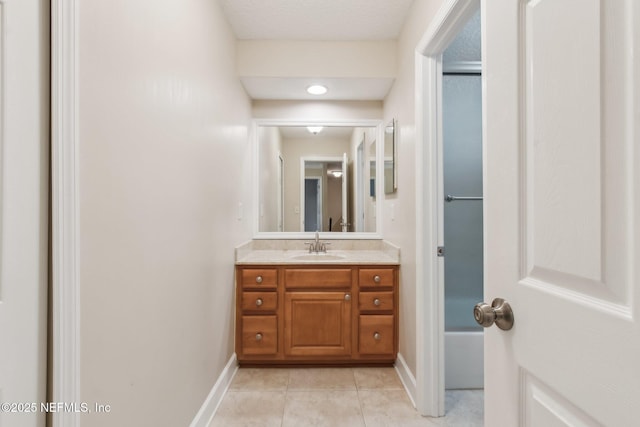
255, 298, 263, 307
373, 275, 381, 283
255, 275, 263, 284
255, 333, 263, 341
373, 332, 381, 340
373, 298, 381, 306
344, 293, 351, 301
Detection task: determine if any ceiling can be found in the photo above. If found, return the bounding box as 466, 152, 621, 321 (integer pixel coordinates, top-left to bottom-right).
217, 0, 415, 100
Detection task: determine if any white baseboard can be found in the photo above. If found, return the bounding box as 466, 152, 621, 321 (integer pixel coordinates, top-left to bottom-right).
190, 353, 238, 427
394, 353, 417, 408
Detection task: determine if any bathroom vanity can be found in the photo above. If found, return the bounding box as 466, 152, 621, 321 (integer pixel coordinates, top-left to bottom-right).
235, 240, 399, 365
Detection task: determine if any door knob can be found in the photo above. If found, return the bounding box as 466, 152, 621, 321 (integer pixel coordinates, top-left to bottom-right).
474, 298, 514, 330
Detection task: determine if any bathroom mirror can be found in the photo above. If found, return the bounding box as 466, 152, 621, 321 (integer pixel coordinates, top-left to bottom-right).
255, 121, 383, 237
384, 118, 397, 194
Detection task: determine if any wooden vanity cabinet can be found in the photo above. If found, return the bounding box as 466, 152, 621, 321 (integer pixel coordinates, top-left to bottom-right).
235, 264, 398, 365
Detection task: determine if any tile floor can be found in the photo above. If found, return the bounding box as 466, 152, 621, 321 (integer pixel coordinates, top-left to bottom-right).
209, 367, 483, 427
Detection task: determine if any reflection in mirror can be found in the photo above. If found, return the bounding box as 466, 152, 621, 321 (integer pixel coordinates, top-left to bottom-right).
384, 119, 397, 194
369, 140, 377, 198
301, 158, 344, 232
257, 125, 379, 234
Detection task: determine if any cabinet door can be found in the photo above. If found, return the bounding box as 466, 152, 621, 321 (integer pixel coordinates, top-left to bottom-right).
284, 292, 351, 357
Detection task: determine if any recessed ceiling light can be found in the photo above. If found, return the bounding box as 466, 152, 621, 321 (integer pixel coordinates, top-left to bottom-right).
307, 126, 324, 135
307, 85, 328, 95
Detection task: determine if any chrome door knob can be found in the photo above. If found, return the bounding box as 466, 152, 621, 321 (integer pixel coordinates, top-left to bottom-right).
255, 276, 263, 284
373, 275, 381, 283
255, 298, 263, 307
255, 333, 263, 341
373, 298, 381, 306
373, 332, 381, 340
473, 298, 514, 331
344, 293, 351, 301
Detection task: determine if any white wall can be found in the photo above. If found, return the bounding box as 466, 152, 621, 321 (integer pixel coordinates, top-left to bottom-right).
382, 0, 447, 380
258, 126, 283, 232
78, 1, 253, 425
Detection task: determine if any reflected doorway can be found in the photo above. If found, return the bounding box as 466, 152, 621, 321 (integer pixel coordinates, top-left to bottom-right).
304, 177, 322, 232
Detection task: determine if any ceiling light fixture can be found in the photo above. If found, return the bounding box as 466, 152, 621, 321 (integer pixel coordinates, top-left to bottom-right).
307, 85, 328, 95
307, 126, 324, 135
330, 170, 343, 178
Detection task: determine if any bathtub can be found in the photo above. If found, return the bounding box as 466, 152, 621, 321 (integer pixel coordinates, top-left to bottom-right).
445, 331, 484, 389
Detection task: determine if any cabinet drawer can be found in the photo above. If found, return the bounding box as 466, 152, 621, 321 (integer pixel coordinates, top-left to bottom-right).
285, 269, 352, 289
359, 268, 394, 289
241, 292, 277, 312
359, 315, 394, 355
240, 268, 277, 289
241, 315, 277, 355
359, 291, 394, 312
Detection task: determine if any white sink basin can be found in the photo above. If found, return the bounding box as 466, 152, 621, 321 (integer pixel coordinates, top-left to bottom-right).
290, 254, 345, 261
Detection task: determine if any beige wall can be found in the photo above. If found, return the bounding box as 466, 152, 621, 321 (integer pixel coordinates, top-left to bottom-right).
382, 0, 447, 378
253, 100, 383, 121
238, 40, 396, 79
78, 1, 252, 425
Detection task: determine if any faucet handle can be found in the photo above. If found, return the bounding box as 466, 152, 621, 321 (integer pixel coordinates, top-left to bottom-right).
320, 242, 331, 252
304, 242, 314, 253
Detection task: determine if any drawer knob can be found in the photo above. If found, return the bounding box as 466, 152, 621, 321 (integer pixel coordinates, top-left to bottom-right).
255, 275, 263, 284
373, 275, 381, 283
344, 293, 351, 301
373, 298, 381, 306
255, 333, 263, 341
255, 298, 263, 307
373, 332, 381, 341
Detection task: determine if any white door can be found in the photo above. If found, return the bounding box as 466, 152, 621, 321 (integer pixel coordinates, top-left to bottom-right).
0, 0, 49, 426
341, 152, 348, 232
483, 1, 639, 426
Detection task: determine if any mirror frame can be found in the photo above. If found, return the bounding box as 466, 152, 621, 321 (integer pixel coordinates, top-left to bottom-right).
252, 119, 385, 239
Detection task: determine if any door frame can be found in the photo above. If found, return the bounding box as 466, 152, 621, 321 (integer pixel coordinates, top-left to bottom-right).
300, 157, 342, 232
51, 1, 81, 427
302, 175, 323, 232
414, 0, 480, 417
355, 140, 365, 232
277, 154, 284, 232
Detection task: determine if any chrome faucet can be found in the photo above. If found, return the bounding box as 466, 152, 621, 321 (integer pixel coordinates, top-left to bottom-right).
305, 231, 330, 253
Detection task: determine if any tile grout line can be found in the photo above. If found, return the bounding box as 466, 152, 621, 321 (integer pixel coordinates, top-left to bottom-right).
280, 368, 291, 427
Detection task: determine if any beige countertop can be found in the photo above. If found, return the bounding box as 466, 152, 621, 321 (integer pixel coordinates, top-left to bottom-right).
235, 240, 400, 265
